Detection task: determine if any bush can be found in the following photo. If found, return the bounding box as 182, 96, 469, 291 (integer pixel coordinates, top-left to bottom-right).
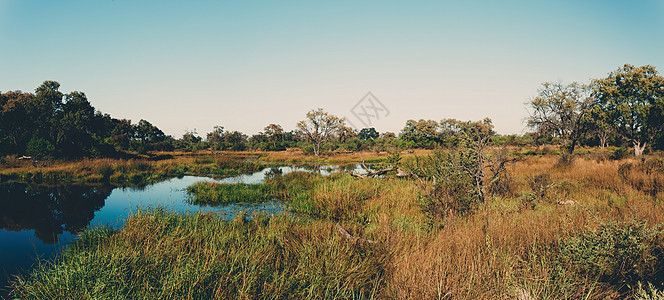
559, 221, 664, 289
611, 147, 631, 160
528, 173, 552, 202
636, 282, 664, 300
26, 136, 55, 159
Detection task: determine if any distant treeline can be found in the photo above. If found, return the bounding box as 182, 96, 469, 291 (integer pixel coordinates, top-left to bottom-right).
3, 64, 664, 159
1, 81, 171, 158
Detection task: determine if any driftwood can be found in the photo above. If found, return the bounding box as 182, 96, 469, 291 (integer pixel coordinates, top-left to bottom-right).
351, 157, 409, 178
335, 224, 376, 244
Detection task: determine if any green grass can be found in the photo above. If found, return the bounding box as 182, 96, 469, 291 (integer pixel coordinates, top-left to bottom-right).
10, 209, 388, 299
186, 182, 272, 205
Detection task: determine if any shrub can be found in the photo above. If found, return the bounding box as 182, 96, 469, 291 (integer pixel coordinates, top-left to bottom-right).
26, 136, 54, 159
559, 221, 663, 289
636, 282, 664, 300
528, 173, 552, 202
611, 147, 631, 160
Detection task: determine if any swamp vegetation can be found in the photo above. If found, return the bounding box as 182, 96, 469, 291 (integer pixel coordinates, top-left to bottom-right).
7, 149, 664, 299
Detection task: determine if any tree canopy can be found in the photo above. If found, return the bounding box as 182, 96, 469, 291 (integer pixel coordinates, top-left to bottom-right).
593, 64, 664, 156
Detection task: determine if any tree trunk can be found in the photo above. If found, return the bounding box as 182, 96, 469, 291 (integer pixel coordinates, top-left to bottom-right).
598, 132, 608, 149
633, 140, 646, 156
313, 142, 320, 156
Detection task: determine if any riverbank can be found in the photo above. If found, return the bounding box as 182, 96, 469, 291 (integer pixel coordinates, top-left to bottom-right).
0, 155, 266, 186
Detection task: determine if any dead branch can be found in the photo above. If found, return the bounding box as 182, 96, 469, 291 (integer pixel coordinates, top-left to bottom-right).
354, 155, 408, 178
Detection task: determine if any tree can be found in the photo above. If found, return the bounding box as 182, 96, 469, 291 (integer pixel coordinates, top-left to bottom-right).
181, 129, 202, 150
358, 128, 379, 140
264, 124, 284, 150
134, 119, 166, 145
593, 64, 664, 156
54, 91, 98, 156
206, 126, 225, 146
29, 81, 64, 142
399, 119, 440, 149
587, 105, 614, 149
296, 108, 344, 156
453, 118, 495, 203
223, 131, 247, 151
0, 90, 33, 152
403, 118, 501, 219
336, 124, 357, 143
526, 82, 595, 154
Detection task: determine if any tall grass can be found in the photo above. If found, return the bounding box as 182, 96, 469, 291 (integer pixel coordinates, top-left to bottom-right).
10, 152, 664, 298
186, 182, 272, 205
10, 209, 388, 299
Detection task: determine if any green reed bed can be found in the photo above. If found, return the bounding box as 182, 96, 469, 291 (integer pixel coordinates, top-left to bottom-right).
186, 182, 272, 205
10, 209, 388, 299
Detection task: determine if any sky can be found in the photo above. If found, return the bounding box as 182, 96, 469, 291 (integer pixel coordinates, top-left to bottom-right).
1, 0, 663, 137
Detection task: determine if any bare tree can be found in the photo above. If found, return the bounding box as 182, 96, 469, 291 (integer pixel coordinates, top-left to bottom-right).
526, 82, 595, 154
296, 108, 344, 156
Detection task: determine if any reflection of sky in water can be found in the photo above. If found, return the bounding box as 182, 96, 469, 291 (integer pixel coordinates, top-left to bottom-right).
0, 164, 367, 294
90, 164, 370, 228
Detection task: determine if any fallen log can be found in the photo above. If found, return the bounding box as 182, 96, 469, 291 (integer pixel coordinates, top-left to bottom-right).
352, 156, 409, 178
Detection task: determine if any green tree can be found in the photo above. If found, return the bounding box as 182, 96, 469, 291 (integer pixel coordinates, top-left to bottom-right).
593, 64, 664, 156
587, 105, 615, 149
358, 128, 379, 140
264, 124, 284, 150
26, 135, 55, 159
0, 90, 33, 152
206, 126, 225, 147
134, 119, 166, 145
29, 81, 64, 142
181, 129, 202, 150
223, 131, 247, 151
526, 82, 595, 154
399, 119, 440, 149
296, 108, 344, 156
55, 91, 97, 156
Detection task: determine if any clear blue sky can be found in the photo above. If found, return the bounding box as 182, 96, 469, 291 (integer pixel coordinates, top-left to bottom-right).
1, 0, 663, 137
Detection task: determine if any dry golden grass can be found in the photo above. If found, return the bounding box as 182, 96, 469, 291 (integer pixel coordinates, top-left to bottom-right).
252, 149, 432, 163
370, 154, 664, 299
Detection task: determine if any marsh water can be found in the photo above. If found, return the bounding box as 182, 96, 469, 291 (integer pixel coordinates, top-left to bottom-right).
0, 164, 368, 296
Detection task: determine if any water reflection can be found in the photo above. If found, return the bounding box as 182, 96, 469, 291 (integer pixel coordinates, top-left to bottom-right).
0, 182, 112, 244
0, 163, 369, 296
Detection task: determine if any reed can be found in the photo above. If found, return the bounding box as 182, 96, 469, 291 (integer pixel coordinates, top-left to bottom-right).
10, 209, 389, 299
11, 152, 664, 298
186, 182, 272, 205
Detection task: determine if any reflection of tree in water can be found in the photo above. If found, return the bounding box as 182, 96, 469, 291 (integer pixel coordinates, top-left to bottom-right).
0, 182, 111, 244
299, 165, 321, 174
341, 164, 359, 172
